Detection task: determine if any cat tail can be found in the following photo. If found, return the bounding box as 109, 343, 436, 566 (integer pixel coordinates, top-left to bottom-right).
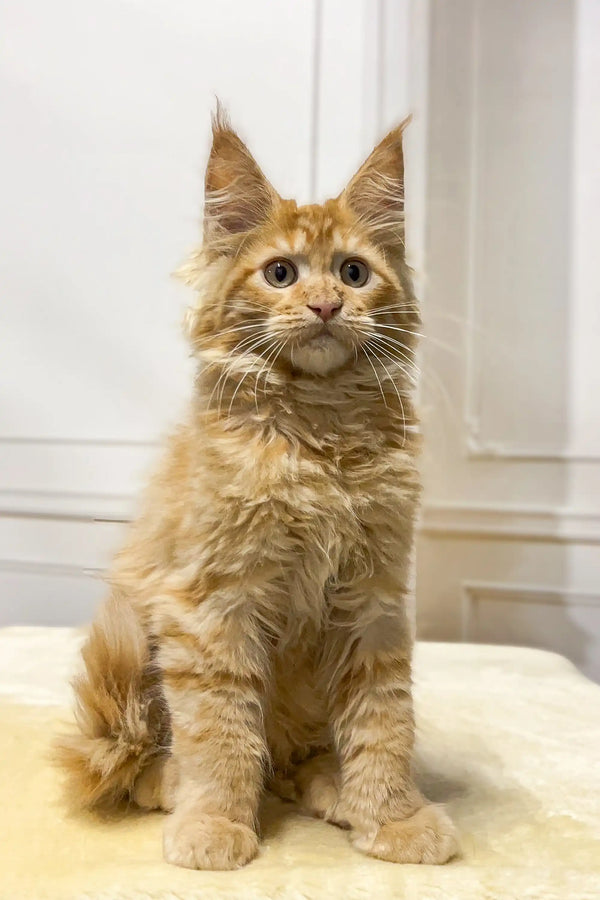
53, 594, 175, 812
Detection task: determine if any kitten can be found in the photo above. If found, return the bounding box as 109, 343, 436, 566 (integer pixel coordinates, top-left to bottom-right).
55, 110, 457, 870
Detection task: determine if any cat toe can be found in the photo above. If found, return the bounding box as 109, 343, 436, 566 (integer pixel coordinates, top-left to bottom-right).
351, 804, 458, 865
163, 811, 258, 870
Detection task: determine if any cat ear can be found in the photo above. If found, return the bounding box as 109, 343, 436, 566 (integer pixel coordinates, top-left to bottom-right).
341, 117, 410, 247
203, 106, 278, 249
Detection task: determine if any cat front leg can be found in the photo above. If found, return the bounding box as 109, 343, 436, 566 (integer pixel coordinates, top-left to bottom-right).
159, 599, 270, 870
325, 577, 458, 864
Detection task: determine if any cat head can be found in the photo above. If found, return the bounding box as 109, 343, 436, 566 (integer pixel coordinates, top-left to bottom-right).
181, 109, 418, 380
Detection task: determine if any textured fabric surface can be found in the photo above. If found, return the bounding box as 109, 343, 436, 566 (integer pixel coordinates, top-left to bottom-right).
1, 627, 599, 900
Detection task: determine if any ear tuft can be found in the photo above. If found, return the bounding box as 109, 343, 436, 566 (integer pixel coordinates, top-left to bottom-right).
342, 116, 410, 248
211, 97, 232, 134
203, 105, 278, 251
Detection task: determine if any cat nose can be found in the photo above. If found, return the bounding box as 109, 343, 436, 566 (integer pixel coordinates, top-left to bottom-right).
307, 299, 342, 323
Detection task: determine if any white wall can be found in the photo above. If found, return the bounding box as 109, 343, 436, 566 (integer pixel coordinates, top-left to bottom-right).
5, 0, 597, 684
417, 0, 600, 681
0, 0, 415, 624
569, 0, 600, 465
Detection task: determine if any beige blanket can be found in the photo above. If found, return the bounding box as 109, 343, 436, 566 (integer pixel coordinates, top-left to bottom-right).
1, 627, 599, 900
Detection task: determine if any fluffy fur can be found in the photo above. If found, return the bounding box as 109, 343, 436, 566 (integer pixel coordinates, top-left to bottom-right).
55, 109, 457, 870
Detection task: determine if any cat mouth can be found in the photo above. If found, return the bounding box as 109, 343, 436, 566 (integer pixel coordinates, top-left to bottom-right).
308, 330, 337, 345
285, 321, 355, 374
301, 321, 343, 345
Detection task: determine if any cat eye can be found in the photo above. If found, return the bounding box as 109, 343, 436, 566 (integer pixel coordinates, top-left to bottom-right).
263, 259, 298, 288
340, 258, 370, 288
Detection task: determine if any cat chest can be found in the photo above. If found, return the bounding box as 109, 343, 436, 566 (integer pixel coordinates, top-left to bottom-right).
273, 462, 383, 578
221, 439, 413, 583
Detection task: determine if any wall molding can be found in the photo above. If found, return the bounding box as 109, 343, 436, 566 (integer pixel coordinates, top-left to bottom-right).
0, 440, 159, 505
456, 1, 600, 465
420, 501, 600, 544
0, 436, 158, 447
0, 558, 103, 579
465, 432, 600, 463
460, 579, 600, 642
0, 489, 134, 523
3, 491, 600, 548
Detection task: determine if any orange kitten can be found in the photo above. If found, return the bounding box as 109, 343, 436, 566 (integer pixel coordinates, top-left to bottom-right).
55, 110, 457, 870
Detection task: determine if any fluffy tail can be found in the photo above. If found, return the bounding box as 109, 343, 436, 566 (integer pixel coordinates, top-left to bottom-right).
54, 594, 172, 811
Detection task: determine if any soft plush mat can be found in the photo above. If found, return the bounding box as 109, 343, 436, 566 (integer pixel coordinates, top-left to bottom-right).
1, 627, 599, 900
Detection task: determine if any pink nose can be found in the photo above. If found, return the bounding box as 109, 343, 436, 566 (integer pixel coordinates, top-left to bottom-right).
307, 300, 342, 323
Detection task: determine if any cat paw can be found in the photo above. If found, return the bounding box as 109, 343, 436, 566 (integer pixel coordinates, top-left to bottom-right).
133, 756, 178, 811
293, 753, 341, 821
351, 804, 458, 865
163, 811, 259, 870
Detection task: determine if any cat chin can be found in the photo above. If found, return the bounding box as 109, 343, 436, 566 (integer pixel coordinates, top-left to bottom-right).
291, 335, 353, 376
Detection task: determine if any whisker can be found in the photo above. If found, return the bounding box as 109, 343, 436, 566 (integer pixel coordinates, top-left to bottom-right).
371, 322, 423, 339
210, 333, 277, 413
368, 334, 459, 441
421, 308, 516, 366
260, 340, 287, 400
202, 329, 276, 380
355, 326, 418, 366
363, 335, 420, 385
226, 336, 282, 417
254, 339, 286, 411
365, 333, 420, 374
361, 344, 389, 409
364, 345, 407, 445
374, 322, 462, 359
369, 304, 419, 316
200, 320, 271, 344
230, 298, 274, 314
